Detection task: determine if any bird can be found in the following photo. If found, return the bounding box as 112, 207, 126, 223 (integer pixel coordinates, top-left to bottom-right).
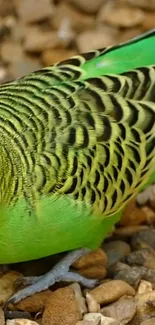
0, 28, 155, 305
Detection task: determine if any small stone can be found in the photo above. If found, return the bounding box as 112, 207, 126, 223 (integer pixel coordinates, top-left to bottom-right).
0, 0, 15, 16
141, 319, 155, 325
1, 41, 23, 63
86, 292, 100, 313
52, 3, 95, 32
42, 286, 81, 325
83, 313, 120, 325
12, 290, 52, 313
90, 280, 135, 305
98, 4, 144, 27
0, 271, 22, 304
76, 30, 115, 53
118, 27, 143, 43
16, 0, 54, 23
73, 249, 107, 269
136, 185, 155, 207
131, 229, 155, 250
125, 0, 155, 9
125, 248, 155, 269
103, 240, 131, 267
114, 226, 149, 238
23, 27, 61, 53
141, 207, 155, 224
0, 308, 4, 325
70, 0, 105, 14
42, 49, 76, 66
70, 283, 87, 316
119, 199, 146, 226
137, 280, 153, 295
9, 56, 42, 78
110, 264, 142, 288
101, 296, 136, 324
79, 265, 107, 280
130, 291, 155, 324
6, 320, 39, 325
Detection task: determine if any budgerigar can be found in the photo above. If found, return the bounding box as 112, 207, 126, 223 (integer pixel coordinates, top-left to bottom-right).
0, 29, 155, 306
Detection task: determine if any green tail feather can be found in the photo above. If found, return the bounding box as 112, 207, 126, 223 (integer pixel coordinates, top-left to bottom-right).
82, 29, 155, 79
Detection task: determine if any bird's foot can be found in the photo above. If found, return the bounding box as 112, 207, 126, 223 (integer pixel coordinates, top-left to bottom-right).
5, 248, 98, 308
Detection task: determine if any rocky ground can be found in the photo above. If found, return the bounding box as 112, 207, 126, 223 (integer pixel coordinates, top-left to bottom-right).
0, 0, 155, 324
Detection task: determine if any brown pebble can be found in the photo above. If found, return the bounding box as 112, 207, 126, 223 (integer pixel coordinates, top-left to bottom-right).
100, 4, 144, 27
0, 308, 5, 325
78, 265, 107, 280
16, 0, 54, 23
141, 319, 155, 325
73, 249, 107, 269
119, 199, 146, 226
42, 49, 76, 65
70, 0, 104, 14
76, 30, 115, 53
0, 271, 22, 304
12, 290, 52, 313
42, 287, 81, 325
114, 226, 149, 237
90, 280, 135, 305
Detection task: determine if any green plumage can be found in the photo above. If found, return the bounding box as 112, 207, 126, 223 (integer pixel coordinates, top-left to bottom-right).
0, 29, 155, 263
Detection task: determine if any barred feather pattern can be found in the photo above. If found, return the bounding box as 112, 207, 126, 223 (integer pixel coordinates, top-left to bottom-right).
0, 51, 155, 218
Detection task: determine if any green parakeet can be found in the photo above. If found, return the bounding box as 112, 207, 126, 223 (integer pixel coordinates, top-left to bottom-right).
1, 29, 155, 305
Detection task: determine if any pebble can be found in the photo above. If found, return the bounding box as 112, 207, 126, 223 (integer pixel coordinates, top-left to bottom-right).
23, 28, 60, 53
103, 240, 131, 267
70, 0, 104, 14
125, 248, 155, 269
114, 225, 149, 238
0, 308, 4, 325
101, 296, 136, 324
0, 271, 22, 304
52, 3, 95, 32
76, 30, 115, 53
89, 280, 135, 305
42, 49, 76, 65
110, 264, 142, 288
73, 249, 107, 269
9, 56, 42, 78
130, 291, 155, 324
140, 319, 155, 325
126, 0, 155, 9
86, 293, 100, 313
6, 320, 39, 325
0, 41, 23, 63
42, 286, 82, 325
131, 229, 155, 250
12, 290, 52, 313
119, 199, 147, 226
0, 0, 15, 16
16, 0, 54, 23
73, 249, 107, 280
70, 283, 87, 316
98, 4, 144, 27
137, 280, 153, 294
77, 313, 120, 325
